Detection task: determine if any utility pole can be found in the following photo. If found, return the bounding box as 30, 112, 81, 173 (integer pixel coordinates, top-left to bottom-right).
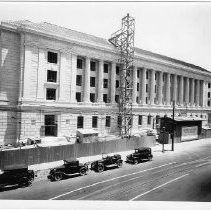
172, 100, 175, 151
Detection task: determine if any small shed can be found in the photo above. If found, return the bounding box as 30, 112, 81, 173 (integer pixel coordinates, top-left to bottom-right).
76, 129, 99, 143
160, 116, 203, 143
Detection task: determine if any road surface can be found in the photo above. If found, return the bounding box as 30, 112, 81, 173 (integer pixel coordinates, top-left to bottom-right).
1, 139, 211, 201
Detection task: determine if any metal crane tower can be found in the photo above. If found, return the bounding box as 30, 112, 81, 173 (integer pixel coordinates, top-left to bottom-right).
109, 13, 135, 138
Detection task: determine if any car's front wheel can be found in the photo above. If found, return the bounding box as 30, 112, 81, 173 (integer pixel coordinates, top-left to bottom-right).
80, 168, 87, 176
97, 164, 104, 172
54, 173, 63, 181
133, 159, 138, 165
116, 160, 123, 168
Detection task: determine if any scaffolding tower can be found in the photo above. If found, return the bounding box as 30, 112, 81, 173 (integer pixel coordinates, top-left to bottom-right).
109, 13, 135, 138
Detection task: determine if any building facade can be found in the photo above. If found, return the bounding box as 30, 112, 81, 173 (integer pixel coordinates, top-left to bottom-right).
0, 20, 211, 145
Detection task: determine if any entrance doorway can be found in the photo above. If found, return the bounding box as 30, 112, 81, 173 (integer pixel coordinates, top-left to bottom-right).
44, 115, 57, 136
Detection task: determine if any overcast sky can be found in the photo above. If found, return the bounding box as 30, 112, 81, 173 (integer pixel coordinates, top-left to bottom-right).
0, 2, 211, 71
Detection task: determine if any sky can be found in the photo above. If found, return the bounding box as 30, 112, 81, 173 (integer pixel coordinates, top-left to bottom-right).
0, 2, 211, 71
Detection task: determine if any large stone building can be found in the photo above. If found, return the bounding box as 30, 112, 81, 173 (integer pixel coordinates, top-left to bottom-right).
0, 20, 211, 145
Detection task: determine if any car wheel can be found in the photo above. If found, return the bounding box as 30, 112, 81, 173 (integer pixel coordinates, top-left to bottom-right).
116, 160, 123, 168
133, 159, 138, 165
54, 173, 63, 181
80, 168, 87, 176
18, 178, 29, 187
97, 164, 104, 173
148, 156, 152, 161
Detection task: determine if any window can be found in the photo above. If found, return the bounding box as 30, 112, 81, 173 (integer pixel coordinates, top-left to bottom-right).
208, 101, 211, 106
155, 85, 156, 93
137, 70, 140, 78
76, 75, 82, 86
103, 94, 108, 103
92, 116, 98, 128
90, 61, 96, 71
116, 80, 119, 88
77, 58, 83, 69
147, 115, 152, 125
117, 116, 122, 127
90, 93, 95, 102
136, 97, 139, 103
48, 51, 58, 64
208, 92, 211, 98
146, 71, 148, 79
76, 92, 81, 102
46, 88, 56, 100
138, 115, 142, 125
209, 83, 211, 88
137, 83, 139, 91
90, 77, 96, 87
106, 116, 111, 127
146, 97, 148, 104
104, 64, 109, 73
77, 116, 84, 129
47, 70, 57, 83
155, 73, 157, 80
104, 79, 108, 88
163, 74, 165, 81
116, 66, 120, 75
115, 95, 119, 103
45, 115, 57, 136
146, 84, 148, 92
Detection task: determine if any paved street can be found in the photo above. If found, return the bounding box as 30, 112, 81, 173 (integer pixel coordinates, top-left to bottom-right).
1, 139, 211, 201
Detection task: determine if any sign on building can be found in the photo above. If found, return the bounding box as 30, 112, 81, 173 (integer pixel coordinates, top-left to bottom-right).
181, 126, 198, 141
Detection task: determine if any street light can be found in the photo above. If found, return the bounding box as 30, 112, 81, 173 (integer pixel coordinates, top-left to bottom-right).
172, 100, 175, 151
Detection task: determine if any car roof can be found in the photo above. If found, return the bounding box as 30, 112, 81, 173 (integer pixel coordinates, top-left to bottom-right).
135, 147, 151, 150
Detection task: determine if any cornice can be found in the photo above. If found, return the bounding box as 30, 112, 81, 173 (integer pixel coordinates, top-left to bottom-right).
3, 21, 210, 79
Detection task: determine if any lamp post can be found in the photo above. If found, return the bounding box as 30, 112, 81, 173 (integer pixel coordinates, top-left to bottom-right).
172, 100, 175, 151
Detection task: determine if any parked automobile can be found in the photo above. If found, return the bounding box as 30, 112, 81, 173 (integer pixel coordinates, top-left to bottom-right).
126, 147, 153, 164
91, 154, 123, 172
0, 168, 35, 189
48, 160, 89, 181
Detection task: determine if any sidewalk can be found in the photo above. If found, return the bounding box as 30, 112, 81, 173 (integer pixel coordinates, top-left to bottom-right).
29, 138, 211, 181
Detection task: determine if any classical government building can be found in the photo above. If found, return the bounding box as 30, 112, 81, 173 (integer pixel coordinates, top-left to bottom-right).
0, 20, 211, 145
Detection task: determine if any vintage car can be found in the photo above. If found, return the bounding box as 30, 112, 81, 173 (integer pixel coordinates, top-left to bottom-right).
126, 147, 153, 164
0, 168, 35, 189
90, 154, 123, 172
48, 160, 89, 181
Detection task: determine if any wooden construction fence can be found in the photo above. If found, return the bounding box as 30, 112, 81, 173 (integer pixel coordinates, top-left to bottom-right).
0, 136, 155, 170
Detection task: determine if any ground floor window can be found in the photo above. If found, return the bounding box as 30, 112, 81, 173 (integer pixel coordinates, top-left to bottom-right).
92, 116, 98, 128
106, 116, 111, 127
138, 115, 142, 125
147, 115, 152, 125
77, 116, 84, 128
45, 115, 57, 136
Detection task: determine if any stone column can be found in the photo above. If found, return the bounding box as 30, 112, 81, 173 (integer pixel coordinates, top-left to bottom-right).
200, 80, 204, 107
196, 79, 200, 106
166, 73, 171, 105
110, 62, 116, 104
132, 66, 137, 104
150, 69, 155, 105
70, 54, 77, 103
97, 60, 104, 103
172, 74, 177, 104
141, 68, 146, 105
83, 57, 90, 103
185, 77, 189, 106
190, 78, 195, 106
158, 71, 163, 105
36, 48, 46, 100
179, 76, 183, 106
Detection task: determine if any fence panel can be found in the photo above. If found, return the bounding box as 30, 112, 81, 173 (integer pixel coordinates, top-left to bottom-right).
0, 136, 156, 170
